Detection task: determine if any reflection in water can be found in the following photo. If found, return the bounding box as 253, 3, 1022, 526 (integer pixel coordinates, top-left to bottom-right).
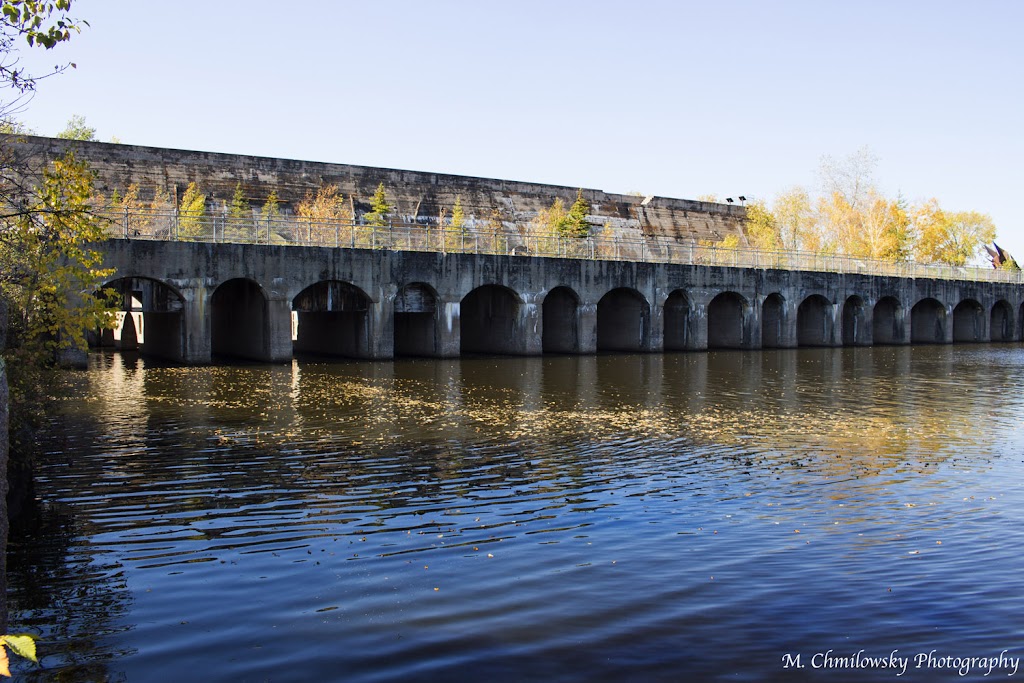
8, 346, 1024, 681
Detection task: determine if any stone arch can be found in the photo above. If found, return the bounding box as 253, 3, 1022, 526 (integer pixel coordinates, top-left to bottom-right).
543, 286, 581, 353
292, 280, 372, 358
952, 299, 985, 343
394, 282, 439, 357
98, 276, 186, 361
461, 284, 523, 355
910, 298, 946, 344
597, 287, 650, 352
663, 289, 692, 351
842, 295, 868, 346
707, 291, 749, 349
761, 293, 786, 348
797, 294, 833, 347
990, 300, 1013, 342
213, 278, 271, 361
873, 296, 903, 345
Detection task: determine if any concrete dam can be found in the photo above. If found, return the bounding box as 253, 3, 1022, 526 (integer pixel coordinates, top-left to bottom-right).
6, 135, 1021, 364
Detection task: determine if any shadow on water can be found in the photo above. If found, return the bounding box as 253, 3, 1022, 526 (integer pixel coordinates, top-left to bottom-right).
8, 496, 132, 681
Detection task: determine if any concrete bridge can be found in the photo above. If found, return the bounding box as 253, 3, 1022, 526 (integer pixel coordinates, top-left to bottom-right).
96, 239, 1024, 364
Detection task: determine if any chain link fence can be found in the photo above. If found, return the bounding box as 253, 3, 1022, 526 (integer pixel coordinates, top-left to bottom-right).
100, 208, 1024, 285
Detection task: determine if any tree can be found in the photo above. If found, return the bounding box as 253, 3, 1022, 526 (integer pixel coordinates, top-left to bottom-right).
262, 189, 280, 220
861, 192, 912, 261
744, 200, 781, 250
533, 197, 567, 237
442, 195, 467, 252
296, 183, 350, 245
56, 113, 94, 140
362, 182, 391, 228
771, 187, 813, 251
913, 199, 996, 266
0, 117, 30, 134
110, 182, 151, 237
226, 181, 249, 238
818, 146, 878, 212
177, 181, 206, 239
559, 189, 590, 238
451, 194, 465, 233
1, 1, 85, 107
260, 189, 281, 242
0, 151, 117, 442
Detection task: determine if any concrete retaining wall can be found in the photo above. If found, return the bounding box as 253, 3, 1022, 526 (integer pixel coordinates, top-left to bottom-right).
4, 135, 749, 246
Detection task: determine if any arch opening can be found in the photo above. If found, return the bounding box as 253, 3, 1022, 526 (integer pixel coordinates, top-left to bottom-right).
952, 299, 984, 343
597, 288, 649, 352
663, 289, 691, 351
97, 276, 186, 362
213, 278, 269, 360
708, 292, 748, 349
761, 293, 785, 348
990, 300, 1013, 342
461, 285, 521, 355
292, 280, 372, 359
873, 296, 903, 345
910, 298, 946, 344
543, 286, 581, 353
394, 283, 438, 357
797, 295, 833, 347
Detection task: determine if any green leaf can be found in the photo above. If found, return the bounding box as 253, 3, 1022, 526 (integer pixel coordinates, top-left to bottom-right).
0, 634, 38, 663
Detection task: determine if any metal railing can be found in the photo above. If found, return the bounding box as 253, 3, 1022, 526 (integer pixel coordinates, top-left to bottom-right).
100, 208, 1024, 285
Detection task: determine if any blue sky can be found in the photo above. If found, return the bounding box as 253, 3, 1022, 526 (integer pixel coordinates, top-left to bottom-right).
11, 1, 1024, 256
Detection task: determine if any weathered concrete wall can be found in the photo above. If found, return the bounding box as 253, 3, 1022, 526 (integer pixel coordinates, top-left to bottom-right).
5, 135, 749, 246
92, 240, 1024, 364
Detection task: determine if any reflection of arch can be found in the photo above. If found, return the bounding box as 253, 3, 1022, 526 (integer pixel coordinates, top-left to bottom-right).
910, 298, 946, 344
395, 282, 438, 357
597, 288, 649, 352
461, 285, 522, 355
952, 299, 984, 343
213, 278, 270, 360
797, 295, 833, 347
543, 286, 580, 353
842, 295, 867, 346
761, 293, 786, 348
663, 289, 691, 351
991, 300, 1013, 342
873, 296, 903, 345
292, 280, 372, 358
99, 276, 185, 361
707, 291, 748, 349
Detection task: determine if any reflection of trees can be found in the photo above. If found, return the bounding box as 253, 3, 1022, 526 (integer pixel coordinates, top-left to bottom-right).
678, 346, 1000, 480
7, 499, 133, 681
73, 347, 1010, 503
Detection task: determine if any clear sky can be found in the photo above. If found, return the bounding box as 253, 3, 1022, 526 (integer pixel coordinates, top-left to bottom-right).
10, 0, 1024, 256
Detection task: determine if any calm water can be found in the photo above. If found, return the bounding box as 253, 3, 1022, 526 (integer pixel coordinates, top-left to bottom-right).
7, 346, 1024, 682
